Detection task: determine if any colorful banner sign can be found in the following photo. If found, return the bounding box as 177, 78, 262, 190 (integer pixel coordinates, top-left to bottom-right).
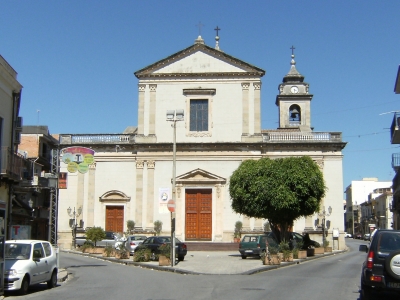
61, 147, 95, 174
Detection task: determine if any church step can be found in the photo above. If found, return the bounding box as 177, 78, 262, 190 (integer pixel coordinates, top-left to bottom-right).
185, 242, 240, 251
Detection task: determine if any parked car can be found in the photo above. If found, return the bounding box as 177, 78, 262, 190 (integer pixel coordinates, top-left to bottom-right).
239, 234, 278, 259
75, 230, 118, 247
344, 232, 352, 238
268, 231, 320, 250
124, 235, 148, 254
134, 236, 187, 261
363, 233, 371, 241
359, 229, 400, 299
4, 240, 58, 295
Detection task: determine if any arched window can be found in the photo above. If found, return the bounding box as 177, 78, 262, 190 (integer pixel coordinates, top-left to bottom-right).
289, 105, 301, 126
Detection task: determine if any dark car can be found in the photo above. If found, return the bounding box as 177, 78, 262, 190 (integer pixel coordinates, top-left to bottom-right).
359, 229, 400, 299
135, 236, 187, 261
268, 231, 320, 250
239, 234, 278, 259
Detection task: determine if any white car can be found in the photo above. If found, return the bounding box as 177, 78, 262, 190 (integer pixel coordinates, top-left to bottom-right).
4, 240, 58, 294
344, 232, 352, 238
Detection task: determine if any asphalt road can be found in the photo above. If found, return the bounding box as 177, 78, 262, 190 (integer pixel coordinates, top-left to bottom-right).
5, 238, 390, 300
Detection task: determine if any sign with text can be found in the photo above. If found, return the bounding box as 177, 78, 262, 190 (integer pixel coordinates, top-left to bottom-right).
61, 147, 95, 174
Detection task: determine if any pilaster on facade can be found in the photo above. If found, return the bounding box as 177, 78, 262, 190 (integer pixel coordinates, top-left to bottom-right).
149, 84, 157, 135
241, 82, 250, 136
138, 84, 146, 135
253, 82, 262, 134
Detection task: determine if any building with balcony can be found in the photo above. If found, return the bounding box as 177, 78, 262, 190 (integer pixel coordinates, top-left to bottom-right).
57, 35, 347, 249
390, 65, 400, 230
345, 178, 391, 235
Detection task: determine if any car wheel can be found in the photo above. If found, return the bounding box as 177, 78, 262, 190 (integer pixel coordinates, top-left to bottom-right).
385, 250, 400, 280
47, 270, 57, 288
19, 275, 29, 295
241, 255, 247, 259
178, 255, 184, 261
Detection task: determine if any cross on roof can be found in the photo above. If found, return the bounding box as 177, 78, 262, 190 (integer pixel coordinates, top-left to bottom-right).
196, 22, 204, 35
214, 26, 221, 36
290, 45, 296, 55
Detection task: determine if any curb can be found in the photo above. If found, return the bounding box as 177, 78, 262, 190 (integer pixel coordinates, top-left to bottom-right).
61, 249, 347, 275
57, 268, 69, 282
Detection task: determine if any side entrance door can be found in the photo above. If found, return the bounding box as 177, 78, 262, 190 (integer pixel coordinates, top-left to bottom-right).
185, 189, 212, 240
106, 206, 124, 233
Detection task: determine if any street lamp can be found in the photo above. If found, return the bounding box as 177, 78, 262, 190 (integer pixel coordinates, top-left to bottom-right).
166, 109, 184, 267
67, 206, 82, 249
319, 206, 332, 248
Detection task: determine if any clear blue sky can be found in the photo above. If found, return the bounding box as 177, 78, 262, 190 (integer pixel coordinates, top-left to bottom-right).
2, 1, 400, 191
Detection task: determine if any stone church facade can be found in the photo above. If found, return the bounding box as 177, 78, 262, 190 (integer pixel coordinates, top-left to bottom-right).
57, 35, 346, 249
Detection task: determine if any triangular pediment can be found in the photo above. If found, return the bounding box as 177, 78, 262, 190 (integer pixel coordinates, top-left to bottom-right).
175, 168, 226, 185
135, 43, 265, 78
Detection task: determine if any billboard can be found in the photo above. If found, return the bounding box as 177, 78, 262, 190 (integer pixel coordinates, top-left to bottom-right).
61, 147, 95, 174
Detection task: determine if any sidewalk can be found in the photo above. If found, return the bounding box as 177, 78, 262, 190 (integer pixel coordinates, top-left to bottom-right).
61, 249, 346, 276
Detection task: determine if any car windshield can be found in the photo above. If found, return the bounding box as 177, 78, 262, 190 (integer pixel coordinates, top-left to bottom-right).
5, 244, 31, 260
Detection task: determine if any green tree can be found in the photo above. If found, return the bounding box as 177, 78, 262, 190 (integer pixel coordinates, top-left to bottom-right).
154, 220, 163, 236
85, 227, 106, 247
229, 156, 326, 243
126, 220, 135, 233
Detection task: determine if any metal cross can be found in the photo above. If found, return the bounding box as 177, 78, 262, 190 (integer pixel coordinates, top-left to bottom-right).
290, 45, 296, 55
214, 26, 221, 36
196, 22, 204, 35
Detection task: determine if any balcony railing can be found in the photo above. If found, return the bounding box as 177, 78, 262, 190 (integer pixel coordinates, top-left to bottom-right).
0, 146, 24, 181
392, 153, 400, 172
59, 134, 135, 145
390, 112, 400, 144
262, 131, 342, 142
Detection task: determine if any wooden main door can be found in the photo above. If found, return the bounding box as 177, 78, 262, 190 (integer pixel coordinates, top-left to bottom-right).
185, 189, 212, 240
106, 206, 124, 233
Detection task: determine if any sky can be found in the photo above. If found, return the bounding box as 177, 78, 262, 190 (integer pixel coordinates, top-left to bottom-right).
1, 1, 400, 192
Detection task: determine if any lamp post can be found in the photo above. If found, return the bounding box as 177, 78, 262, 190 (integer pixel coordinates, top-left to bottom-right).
166, 109, 184, 267
319, 206, 332, 248
67, 206, 82, 249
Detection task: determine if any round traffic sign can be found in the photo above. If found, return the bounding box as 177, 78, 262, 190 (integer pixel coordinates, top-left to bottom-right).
167, 199, 175, 212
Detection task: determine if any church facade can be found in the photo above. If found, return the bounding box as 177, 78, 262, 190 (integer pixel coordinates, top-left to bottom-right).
57, 35, 347, 249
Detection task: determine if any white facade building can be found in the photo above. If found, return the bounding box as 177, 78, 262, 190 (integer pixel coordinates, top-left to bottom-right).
345, 178, 392, 234
57, 35, 347, 249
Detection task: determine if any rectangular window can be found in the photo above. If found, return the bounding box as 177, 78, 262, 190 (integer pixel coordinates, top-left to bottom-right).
190, 99, 208, 131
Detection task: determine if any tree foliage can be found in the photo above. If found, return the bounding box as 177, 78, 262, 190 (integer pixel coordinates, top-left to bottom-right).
229, 156, 326, 242
85, 227, 106, 247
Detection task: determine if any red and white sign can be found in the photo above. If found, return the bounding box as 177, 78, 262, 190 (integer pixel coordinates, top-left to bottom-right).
167, 200, 175, 212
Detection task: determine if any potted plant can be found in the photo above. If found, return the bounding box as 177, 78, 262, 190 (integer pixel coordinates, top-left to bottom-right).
133, 248, 151, 262
114, 241, 129, 259
154, 220, 163, 236
323, 240, 332, 252
294, 241, 307, 259
233, 221, 243, 242
158, 243, 171, 266
126, 220, 135, 234
314, 242, 325, 255
279, 241, 293, 262
264, 245, 280, 265
103, 244, 114, 257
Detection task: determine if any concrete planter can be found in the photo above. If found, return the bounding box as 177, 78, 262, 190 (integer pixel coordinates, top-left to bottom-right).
307, 248, 315, 257
264, 254, 281, 265
314, 248, 324, 255
325, 247, 332, 252
297, 250, 307, 259
159, 255, 171, 266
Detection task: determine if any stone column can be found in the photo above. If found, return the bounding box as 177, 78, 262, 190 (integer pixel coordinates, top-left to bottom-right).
146, 160, 155, 230
149, 84, 157, 135
253, 82, 261, 134
138, 84, 146, 135
242, 215, 251, 231
241, 82, 250, 135
135, 160, 144, 227
304, 159, 324, 231
214, 184, 224, 241
86, 163, 96, 228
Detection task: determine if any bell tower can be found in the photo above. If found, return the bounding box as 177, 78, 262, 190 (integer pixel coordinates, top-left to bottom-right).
276, 47, 313, 131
